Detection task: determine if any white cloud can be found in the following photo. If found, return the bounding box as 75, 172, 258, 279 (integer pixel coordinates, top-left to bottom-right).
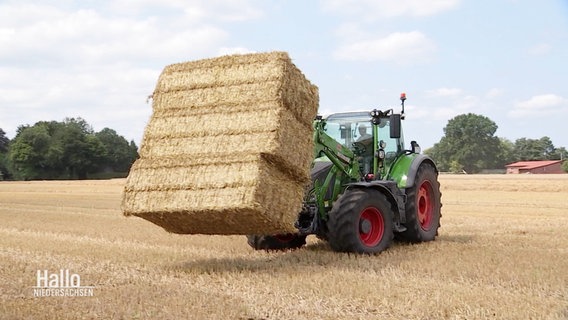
0, 63, 158, 143
528, 43, 552, 55
334, 23, 370, 41
217, 47, 257, 55
456, 95, 480, 110
108, 0, 264, 22
0, 4, 229, 66
485, 88, 504, 99
333, 31, 436, 65
426, 87, 463, 97
407, 92, 487, 126
0, 0, 265, 65
0, 1, 264, 141
509, 94, 568, 118
404, 104, 466, 125
321, 0, 460, 19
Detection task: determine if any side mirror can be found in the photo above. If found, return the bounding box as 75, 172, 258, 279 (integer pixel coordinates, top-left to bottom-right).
411, 141, 421, 154
389, 114, 401, 138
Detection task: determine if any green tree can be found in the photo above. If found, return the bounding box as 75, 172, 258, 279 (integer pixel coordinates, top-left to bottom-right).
56, 118, 104, 179
95, 128, 138, 172
8, 123, 53, 179
449, 160, 464, 174
0, 128, 10, 179
551, 146, 567, 161
513, 136, 557, 161
129, 140, 139, 163
424, 145, 448, 172
8, 118, 108, 180
7, 118, 137, 180
427, 113, 502, 173
497, 138, 515, 166
563, 160, 568, 173
0, 128, 9, 153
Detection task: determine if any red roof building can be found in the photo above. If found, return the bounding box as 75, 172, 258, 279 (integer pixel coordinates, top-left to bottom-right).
505, 160, 565, 174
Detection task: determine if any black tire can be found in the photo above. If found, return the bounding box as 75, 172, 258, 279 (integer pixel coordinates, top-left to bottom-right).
327, 188, 394, 254
246, 234, 307, 251
397, 163, 442, 242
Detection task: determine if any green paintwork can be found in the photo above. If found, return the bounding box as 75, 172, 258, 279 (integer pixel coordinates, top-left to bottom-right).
372, 122, 379, 176
308, 111, 423, 223
387, 153, 417, 189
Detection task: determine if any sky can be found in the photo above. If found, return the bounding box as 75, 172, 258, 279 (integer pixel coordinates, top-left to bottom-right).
1, 0, 567, 150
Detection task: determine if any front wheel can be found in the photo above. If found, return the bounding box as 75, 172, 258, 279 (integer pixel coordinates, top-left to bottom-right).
327, 188, 394, 254
397, 163, 442, 242
246, 234, 307, 251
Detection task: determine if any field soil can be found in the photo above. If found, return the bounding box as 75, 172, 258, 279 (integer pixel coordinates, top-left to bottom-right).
1, 175, 567, 319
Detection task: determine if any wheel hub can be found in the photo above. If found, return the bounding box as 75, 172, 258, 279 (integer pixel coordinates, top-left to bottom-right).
417, 181, 433, 230
358, 207, 385, 247
359, 219, 372, 234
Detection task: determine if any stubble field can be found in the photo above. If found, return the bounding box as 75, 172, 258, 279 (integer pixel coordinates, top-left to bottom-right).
1, 174, 567, 319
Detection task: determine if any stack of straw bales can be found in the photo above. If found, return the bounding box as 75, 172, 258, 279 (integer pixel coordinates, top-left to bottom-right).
122, 52, 319, 235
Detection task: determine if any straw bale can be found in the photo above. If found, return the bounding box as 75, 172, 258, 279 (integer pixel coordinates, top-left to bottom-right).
153, 82, 281, 110
139, 107, 313, 182
122, 154, 303, 234
155, 62, 283, 92
122, 51, 318, 235
155, 51, 290, 87
151, 51, 318, 127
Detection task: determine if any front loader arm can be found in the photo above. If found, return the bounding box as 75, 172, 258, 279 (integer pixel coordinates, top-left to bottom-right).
307, 118, 362, 221
313, 118, 360, 181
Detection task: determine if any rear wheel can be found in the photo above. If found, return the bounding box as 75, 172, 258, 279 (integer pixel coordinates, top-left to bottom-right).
327, 188, 394, 254
397, 163, 442, 242
246, 234, 307, 251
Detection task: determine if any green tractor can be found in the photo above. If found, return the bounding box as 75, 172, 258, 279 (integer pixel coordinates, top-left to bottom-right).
247, 93, 442, 254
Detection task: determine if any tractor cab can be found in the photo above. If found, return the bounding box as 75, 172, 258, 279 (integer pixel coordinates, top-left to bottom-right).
324, 111, 405, 175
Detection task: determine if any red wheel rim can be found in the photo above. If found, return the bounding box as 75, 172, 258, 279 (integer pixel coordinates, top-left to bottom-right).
417, 180, 434, 230
358, 207, 384, 247
274, 234, 295, 242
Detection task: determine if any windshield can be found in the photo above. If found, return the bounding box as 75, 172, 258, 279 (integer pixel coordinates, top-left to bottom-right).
324, 111, 404, 157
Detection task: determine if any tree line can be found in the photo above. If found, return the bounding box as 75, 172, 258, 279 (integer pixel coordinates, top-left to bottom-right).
1, 113, 566, 180
0, 118, 138, 180
425, 113, 568, 173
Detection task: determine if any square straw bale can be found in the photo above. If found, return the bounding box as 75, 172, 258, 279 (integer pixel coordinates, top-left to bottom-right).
139, 106, 313, 182
122, 154, 303, 234
122, 51, 318, 235
151, 51, 318, 127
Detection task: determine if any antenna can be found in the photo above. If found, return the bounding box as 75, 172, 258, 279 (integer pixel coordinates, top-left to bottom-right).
400, 92, 406, 120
